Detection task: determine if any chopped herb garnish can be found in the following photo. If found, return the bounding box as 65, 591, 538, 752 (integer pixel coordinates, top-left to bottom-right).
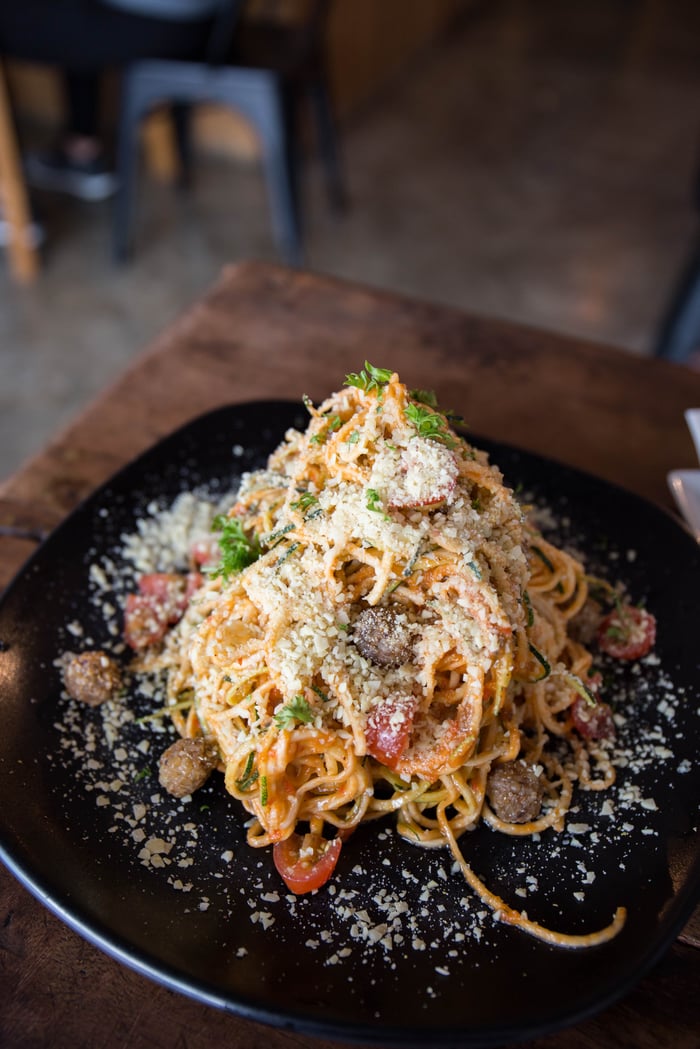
134, 767, 151, 782
528, 642, 551, 681
211, 514, 261, 579
274, 694, 314, 729
567, 672, 598, 708
383, 769, 412, 791
311, 684, 330, 703
403, 544, 422, 578
404, 402, 457, 448
396, 821, 421, 841
346, 430, 360, 444
366, 488, 390, 520
523, 590, 534, 627
409, 388, 439, 407
135, 695, 195, 725
531, 544, 555, 573
275, 541, 300, 568
345, 362, 393, 394
263, 522, 296, 544
366, 488, 384, 513
290, 492, 319, 512
467, 560, 482, 579
235, 752, 259, 790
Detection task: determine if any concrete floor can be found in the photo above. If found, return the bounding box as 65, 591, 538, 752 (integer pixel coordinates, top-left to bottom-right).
3, 0, 700, 482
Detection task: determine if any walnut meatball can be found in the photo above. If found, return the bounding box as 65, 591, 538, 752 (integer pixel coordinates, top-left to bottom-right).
486, 761, 545, 824
158, 737, 219, 798
352, 605, 415, 668
63, 650, 122, 706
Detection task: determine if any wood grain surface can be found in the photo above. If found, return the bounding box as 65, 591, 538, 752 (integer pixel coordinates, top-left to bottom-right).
1, 262, 699, 1049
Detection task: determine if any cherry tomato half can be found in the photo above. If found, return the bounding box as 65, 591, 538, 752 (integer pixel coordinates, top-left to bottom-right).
123, 592, 170, 650
123, 572, 201, 650
137, 572, 188, 622
570, 696, 616, 741
597, 605, 656, 661
272, 833, 342, 894
365, 694, 418, 769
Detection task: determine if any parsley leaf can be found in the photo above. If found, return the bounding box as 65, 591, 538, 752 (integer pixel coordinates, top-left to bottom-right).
290, 491, 319, 512
274, 694, 314, 728
366, 488, 387, 516
210, 515, 261, 579
310, 413, 343, 446
409, 388, 439, 407
235, 752, 259, 791
345, 361, 393, 393
404, 403, 457, 448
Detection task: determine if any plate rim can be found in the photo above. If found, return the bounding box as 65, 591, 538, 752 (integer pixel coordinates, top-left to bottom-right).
1, 399, 699, 1048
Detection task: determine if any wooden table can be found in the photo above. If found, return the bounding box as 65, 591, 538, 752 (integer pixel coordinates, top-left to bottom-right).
1, 262, 699, 1049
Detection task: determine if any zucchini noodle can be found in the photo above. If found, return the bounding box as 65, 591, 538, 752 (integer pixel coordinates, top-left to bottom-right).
143, 368, 625, 948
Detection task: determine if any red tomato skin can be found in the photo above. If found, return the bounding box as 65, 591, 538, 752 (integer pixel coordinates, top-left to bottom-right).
137, 572, 187, 622
123, 592, 170, 650
185, 571, 204, 599
123, 572, 198, 649
387, 481, 456, 511
570, 696, 616, 741
597, 606, 656, 661
273, 835, 342, 894
190, 539, 219, 567
365, 694, 418, 769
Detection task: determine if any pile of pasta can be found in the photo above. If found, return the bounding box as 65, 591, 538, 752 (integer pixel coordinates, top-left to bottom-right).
144, 365, 635, 947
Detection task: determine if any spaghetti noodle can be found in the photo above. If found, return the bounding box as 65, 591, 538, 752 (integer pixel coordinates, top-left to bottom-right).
131, 365, 652, 948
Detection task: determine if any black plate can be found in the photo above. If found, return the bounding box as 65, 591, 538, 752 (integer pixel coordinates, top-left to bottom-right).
1, 401, 699, 1049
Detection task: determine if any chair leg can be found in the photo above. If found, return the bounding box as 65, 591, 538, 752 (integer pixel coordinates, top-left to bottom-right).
113, 76, 144, 263
309, 79, 346, 213
171, 102, 193, 190
654, 237, 700, 363
0, 65, 40, 282
251, 80, 303, 266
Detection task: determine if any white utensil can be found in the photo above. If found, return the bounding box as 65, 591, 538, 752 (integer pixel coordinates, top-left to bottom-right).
667, 410, 700, 541
668, 469, 700, 542
684, 408, 700, 462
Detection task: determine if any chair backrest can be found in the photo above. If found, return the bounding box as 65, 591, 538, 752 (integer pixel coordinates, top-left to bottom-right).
205, 0, 247, 64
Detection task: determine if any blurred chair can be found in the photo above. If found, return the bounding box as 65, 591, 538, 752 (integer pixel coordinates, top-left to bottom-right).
654, 163, 700, 364
113, 0, 344, 266
0, 61, 40, 283
653, 237, 700, 364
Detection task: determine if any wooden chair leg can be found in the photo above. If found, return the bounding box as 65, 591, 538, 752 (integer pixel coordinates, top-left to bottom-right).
0, 65, 39, 283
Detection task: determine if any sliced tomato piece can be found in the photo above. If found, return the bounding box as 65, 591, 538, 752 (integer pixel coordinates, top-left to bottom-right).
365, 693, 418, 769
190, 538, 219, 567
570, 695, 616, 741
273, 833, 342, 894
387, 443, 458, 510
123, 592, 170, 650
185, 571, 204, 599
123, 572, 195, 650
137, 572, 188, 622
597, 605, 656, 660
